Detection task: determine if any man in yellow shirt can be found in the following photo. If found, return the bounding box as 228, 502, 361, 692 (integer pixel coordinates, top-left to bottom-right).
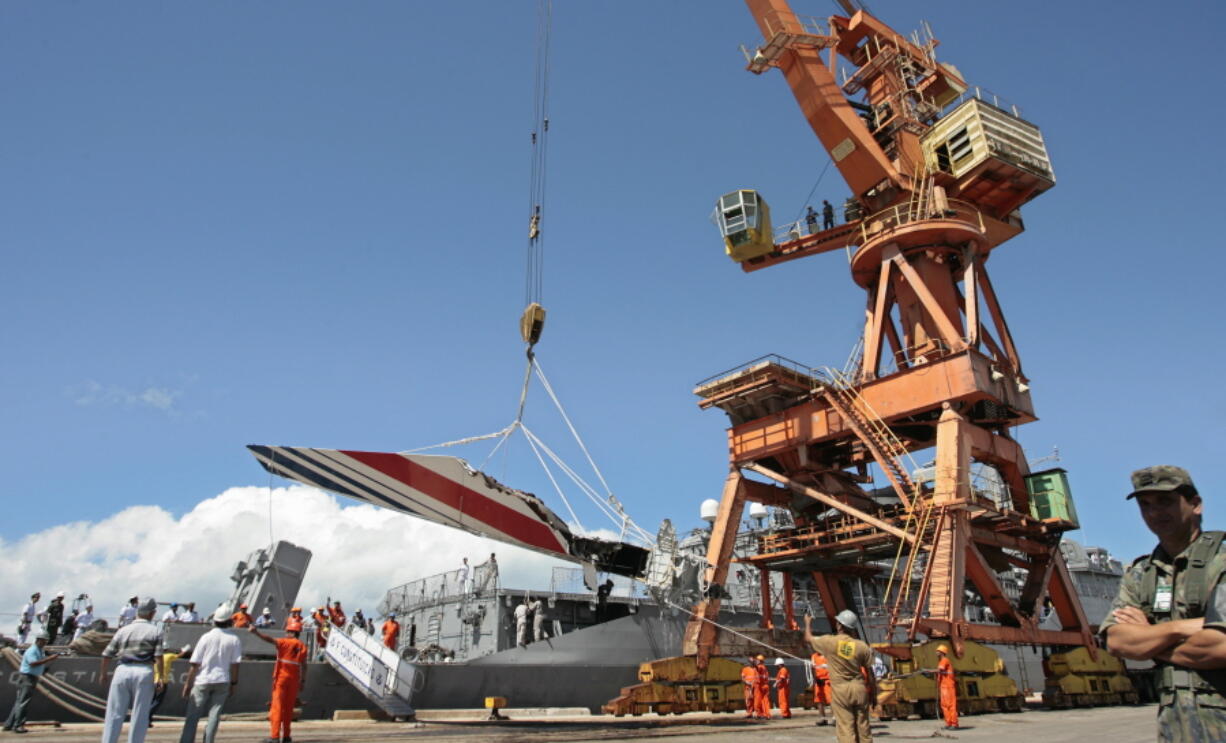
804, 611, 877, 743
148, 644, 191, 727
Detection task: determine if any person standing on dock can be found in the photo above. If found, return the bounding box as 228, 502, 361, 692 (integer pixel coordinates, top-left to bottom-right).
740, 660, 757, 718
933, 645, 958, 730
179, 602, 243, 743
773, 658, 792, 718
810, 649, 831, 725
284, 607, 304, 633
752, 655, 771, 719
805, 610, 876, 743
149, 644, 191, 728
3, 632, 58, 734
382, 613, 400, 650
100, 597, 161, 743
249, 622, 307, 743
1102, 465, 1226, 742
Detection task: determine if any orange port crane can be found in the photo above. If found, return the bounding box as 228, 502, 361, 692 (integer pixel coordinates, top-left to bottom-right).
687, 0, 1089, 665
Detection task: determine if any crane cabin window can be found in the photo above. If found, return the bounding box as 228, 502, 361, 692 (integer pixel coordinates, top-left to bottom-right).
716, 190, 760, 237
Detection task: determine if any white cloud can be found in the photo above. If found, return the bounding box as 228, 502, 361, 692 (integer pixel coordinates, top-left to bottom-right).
68, 380, 183, 414
0, 485, 575, 628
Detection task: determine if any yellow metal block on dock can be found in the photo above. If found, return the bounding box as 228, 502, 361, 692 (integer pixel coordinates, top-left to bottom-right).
484, 696, 507, 709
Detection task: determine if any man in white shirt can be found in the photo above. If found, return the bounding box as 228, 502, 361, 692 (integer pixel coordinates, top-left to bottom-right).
17, 593, 40, 644
74, 604, 96, 640
179, 603, 201, 623
118, 596, 139, 628
178, 602, 242, 743
459, 557, 471, 593
161, 603, 180, 624
254, 608, 275, 628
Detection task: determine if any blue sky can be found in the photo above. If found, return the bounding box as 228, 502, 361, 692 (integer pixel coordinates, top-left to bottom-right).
2, 0, 1223, 592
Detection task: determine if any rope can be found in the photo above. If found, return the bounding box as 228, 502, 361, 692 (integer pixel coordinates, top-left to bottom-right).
533, 359, 614, 498
660, 599, 809, 663
793, 158, 834, 225
525, 0, 553, 308
519, 424, 584, 529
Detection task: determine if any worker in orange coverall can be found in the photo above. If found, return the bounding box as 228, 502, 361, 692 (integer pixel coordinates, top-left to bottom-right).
933, 644, 958, 730
284, 607, 304, 633
327, 599, 346, 628
310, 607, 330, 650
250, 623, 308, 743
753, 655, 772, 719
231, 603, 253, 628
811, 650, 831, 725
740, 661, 757, 718
382, 613, 400, 650
772, 658, 791, 718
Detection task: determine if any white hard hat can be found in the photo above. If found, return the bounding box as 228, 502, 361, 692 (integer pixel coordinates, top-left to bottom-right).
774, 658, 785, 666
56, 591, 66, 598
835, 609, 859, 629
262, 607, 271, 614
214, 602, 234, 620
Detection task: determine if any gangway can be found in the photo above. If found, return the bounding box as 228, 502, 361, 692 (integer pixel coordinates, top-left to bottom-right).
323, 622, 418, 720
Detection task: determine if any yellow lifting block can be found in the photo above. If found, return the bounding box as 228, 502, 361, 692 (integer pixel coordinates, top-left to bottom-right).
484, 696, 507, 709
520, 303, 546, 345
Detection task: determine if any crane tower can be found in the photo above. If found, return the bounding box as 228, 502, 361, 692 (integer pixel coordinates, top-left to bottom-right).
688, 0, 1089, 664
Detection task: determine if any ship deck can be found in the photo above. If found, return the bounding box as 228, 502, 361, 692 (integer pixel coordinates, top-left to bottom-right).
39, 703, 1158, 742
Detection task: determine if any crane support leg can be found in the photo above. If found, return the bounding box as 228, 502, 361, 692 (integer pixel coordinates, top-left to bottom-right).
685, 471, 747, 669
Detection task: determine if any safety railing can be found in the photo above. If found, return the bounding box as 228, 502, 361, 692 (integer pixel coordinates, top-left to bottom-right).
693, 353, 815, 392
379, 560, 499, 616
855, 197, 985, 248
949, 85, 1023, 118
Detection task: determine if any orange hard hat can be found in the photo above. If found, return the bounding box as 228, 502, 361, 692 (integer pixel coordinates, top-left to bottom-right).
936, 644, 950, 654
291, 607, 302, 612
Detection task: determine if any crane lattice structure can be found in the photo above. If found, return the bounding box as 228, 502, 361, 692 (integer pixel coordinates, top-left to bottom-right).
687, 0, 1090, 665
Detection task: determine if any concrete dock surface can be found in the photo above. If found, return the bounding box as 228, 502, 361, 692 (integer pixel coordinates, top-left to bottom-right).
16, 704, 1160, 742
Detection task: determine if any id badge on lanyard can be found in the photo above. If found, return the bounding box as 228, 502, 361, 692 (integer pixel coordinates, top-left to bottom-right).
1154, 578, 1174, 613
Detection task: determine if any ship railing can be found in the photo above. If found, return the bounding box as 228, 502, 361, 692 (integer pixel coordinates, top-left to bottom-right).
379, 562, 497, 616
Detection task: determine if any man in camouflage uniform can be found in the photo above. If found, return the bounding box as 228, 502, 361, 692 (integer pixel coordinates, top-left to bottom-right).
1102, 465, 1226, 742
804, 610, 877, 743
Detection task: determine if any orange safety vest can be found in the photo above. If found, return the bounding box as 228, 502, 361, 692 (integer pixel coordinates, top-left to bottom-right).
811, 652, 830, 681
273, 637, 308, 681
285, 614, 304, 633
232, 611, 252, 628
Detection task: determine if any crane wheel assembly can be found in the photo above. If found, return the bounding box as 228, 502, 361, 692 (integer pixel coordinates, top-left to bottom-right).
602, 656, 746, 717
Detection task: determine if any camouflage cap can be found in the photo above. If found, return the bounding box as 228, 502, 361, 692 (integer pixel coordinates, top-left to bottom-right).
1126, 465, 1196, 499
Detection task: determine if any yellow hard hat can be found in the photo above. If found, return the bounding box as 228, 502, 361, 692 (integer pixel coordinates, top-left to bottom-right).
936, 644, 950, 654
756, 654, 765, 661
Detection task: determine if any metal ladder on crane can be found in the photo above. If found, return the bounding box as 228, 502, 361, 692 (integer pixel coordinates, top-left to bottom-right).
814, 367, 919, 509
